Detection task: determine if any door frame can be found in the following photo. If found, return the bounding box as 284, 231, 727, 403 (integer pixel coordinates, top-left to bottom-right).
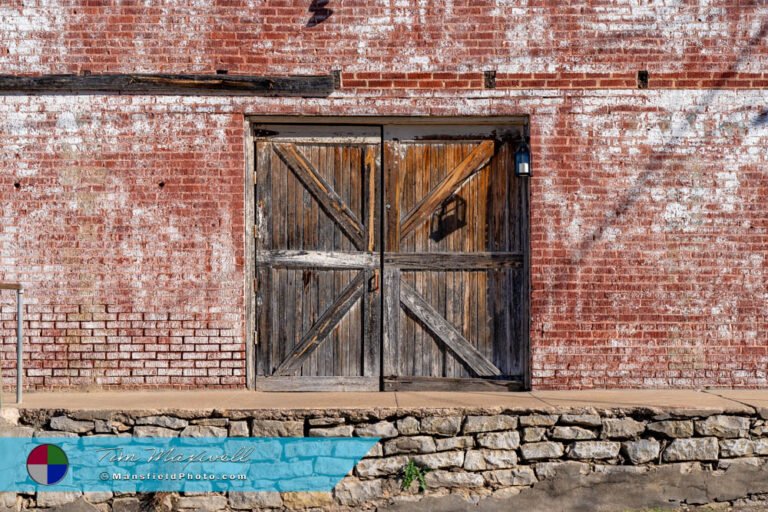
244, 116, 531, 391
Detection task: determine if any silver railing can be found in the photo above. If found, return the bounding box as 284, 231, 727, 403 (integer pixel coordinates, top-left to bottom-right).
0, 283, 23, 408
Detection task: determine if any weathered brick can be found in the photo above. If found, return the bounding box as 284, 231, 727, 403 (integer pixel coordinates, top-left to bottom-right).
3, 3, 768, 393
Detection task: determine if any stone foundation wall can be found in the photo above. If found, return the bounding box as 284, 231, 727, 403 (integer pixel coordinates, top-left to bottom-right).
2, 405, 768, 511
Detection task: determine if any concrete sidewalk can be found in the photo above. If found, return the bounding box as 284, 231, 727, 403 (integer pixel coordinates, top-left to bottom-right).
1, 389, 766, 414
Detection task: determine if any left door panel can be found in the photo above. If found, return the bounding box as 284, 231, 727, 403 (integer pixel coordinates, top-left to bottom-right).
254, 125, 382, 391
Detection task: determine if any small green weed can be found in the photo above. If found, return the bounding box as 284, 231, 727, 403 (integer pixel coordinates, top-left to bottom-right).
399, 459, 430, 493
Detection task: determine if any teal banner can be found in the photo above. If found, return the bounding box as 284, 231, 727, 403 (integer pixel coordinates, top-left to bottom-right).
0, 437, 379, 492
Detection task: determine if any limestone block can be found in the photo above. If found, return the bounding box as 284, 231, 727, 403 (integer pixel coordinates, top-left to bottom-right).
520, 442, 564, 460
663, 437, 719, 462
463, 415, 518, 433
622, 439, 661, 464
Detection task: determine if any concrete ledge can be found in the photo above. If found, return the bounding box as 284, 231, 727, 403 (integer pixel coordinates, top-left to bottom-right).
1, 389, 762, 415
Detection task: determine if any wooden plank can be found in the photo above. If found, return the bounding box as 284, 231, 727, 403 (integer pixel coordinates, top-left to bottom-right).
363, 269, 381, 378
362, 145, 382, 378
250, 117, 527, 128
435, 145, 449, 377
365, 146, 378, 252
252, 124, 382, 142
382, 268, 400, 378
399, 281, 502, 377
324, 145, 340, 377
384, 252, 523, 270
256, 250, 377, 269
520, 172, 532, 390
245, 135, 256, 389
0, 74, 335, 96
445, 145, 460, 379
255, 141, 273, 377
425, 144, 438, 377
256, 376, 379, 392
383, 376, 523, 392
335, 148, 349, 376
383, 141, 402, 252
0, 283, 21, 290
300, 146, 317, 375
273, 146, 289, 373
403, 148, 416, 376
399, 140, 495, 240
379, 123, 525, 139
273, 143, 366, 249
420, 145, 432, 377
284, 143, 299, 372
274, 271, 366, 375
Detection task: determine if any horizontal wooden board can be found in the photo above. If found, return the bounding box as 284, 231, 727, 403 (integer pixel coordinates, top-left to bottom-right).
252, 124, 381, 141
383, 376, 524, 391
384, 252, 522, 270
257, 250, 378, 269
0, 283, 22, 290
256, 376, 379, 392
248, 117, 527, 127
0, 74, 335, 96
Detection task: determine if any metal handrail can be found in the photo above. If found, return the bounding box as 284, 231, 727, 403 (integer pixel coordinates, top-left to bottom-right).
0, 283, 23, 407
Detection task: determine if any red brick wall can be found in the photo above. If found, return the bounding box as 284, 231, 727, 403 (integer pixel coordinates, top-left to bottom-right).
1, 1, 767, 389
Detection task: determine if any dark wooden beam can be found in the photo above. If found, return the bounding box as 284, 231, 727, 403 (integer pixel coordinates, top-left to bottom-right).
385, 252, 523, 270
0, 283, 22, 291
383, 376, 524, 392
0, 74, 335, 97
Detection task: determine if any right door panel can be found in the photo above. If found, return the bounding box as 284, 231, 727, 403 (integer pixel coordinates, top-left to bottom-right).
382, 125, 529, 390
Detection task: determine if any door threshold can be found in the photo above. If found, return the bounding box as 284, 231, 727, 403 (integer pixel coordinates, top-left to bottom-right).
256, 376, 379, 392
383, 376, 525, 392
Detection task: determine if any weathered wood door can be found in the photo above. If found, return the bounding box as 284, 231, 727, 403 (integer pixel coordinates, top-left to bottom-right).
254, 125, 381, 391
253, 122, 528, 391
381, 126, 528, 390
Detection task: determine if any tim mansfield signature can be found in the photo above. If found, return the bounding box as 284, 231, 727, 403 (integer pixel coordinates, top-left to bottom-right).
95, 447, 255, 470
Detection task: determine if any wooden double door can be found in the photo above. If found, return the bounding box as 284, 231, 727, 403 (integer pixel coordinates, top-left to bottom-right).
254, 124, 528, 391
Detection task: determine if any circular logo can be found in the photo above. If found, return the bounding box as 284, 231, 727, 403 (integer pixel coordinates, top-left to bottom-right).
27, 444, 69, 485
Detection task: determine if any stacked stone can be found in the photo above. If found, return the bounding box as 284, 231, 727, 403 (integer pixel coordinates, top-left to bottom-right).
2, 408, 768, 511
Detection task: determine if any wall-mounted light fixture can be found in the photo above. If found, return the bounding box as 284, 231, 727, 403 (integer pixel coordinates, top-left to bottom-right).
515, 129, 532, 177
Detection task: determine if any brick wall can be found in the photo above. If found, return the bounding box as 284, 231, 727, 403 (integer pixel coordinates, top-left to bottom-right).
1, 1, 767, 389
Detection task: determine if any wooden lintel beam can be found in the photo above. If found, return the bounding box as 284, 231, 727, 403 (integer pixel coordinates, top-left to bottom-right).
0, 74, 335, 97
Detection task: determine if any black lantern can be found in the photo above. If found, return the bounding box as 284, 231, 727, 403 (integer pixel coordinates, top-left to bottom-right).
515, 138, 532, 177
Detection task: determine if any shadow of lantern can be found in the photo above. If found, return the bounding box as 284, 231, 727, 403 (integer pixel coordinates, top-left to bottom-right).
430, 195, 467, 242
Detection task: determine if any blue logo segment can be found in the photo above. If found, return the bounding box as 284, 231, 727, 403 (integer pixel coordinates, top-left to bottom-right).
0, 437, 379, 492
